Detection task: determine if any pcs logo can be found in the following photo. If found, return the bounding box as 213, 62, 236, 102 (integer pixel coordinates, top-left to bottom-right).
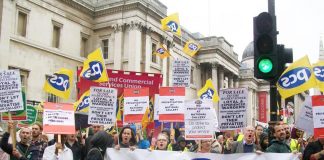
167, 21, 179, 32
188, 43, 199, 51
200, 88, 214, 100
48, 73, 70, 91
278, 67, 312, 89
314, 66, 324, 81
76, 96, 90, 111
83, 61, 104, 80
157, 48, 165, 54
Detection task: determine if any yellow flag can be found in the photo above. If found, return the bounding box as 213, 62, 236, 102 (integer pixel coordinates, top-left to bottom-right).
161, 13, 181, 36
183, 40, 202, 57
116, 94, 124, 121
74, 90, 90, 113
141, 106, 150, 130
80, 48, 108, 82
43, 68, 73, 99
153, 44, 170, 59
313, 60, 324, 92
197, 79, 219, 102
277, 56, 318, 98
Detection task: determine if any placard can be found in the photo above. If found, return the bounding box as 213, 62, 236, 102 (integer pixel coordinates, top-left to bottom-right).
43, 102, 75, 134
158, 87, 185, 122
88, 87, 117, 125
295, 96, 314, 135
312, 95, 324, 138
219, 88, 248, 130
123, 88, 149, 123
172, 60, 190, 87
0, 70, 23, 112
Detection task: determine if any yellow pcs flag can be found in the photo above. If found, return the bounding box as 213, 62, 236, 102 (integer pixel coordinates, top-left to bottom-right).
277, 56, 318, 98
43, 68, 73, 99
74, 90, 90, 113
80, 48, 108, 82
183, 40, 202, 57
141, 106, 150, 130
197, 79, 219, 102
116, 94, 124, 121
161, 13, 181, 36
313, 61, 324, 92
153, 44, 170, 59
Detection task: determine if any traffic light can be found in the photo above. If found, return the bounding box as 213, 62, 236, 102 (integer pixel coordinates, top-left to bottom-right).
277, 44, 293, 75
253, 12, 278, 80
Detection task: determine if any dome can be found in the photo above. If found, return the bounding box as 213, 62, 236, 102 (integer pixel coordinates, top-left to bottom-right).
242, 41, 254, 61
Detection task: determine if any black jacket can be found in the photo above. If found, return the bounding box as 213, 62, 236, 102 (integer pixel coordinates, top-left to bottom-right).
0, 132, 28, 160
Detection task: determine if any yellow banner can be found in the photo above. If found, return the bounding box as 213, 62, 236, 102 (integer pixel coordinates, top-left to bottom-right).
313, 60, 324, 92
277, 56, 317, 98
183, 40, 202, 57
153, 44, 170, 59
80, 48, 108, 82
43, 68, 73, 99
74, 90, 90, 113
197, 79, 219, 102
161, 13, 181, 36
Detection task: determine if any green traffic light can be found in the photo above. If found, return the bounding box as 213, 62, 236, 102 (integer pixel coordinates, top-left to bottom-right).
258, 58, 273, 73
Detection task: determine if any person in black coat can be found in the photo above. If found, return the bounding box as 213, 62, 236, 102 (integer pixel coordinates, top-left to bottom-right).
86, 131, 113, 160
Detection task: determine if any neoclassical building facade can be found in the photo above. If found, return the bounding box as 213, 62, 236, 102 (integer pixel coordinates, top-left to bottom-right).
0, 0, 272, 125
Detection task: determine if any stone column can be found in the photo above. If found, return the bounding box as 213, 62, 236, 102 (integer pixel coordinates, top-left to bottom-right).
234, 76, 239, 88
196, 65, 202, 89
113, 24, 123, 70
211, 63, 218, 90
218, 66, 224, 91
144, 27, 152, 72
228, 74, 234, 88
127, 21, 142, 72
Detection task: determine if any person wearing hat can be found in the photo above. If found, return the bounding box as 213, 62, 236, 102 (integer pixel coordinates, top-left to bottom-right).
170, 135, 189, 151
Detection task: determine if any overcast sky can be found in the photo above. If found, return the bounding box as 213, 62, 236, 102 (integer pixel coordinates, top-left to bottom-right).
159, 0, 324, 63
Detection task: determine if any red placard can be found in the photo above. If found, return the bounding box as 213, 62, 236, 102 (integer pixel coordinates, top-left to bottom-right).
123, 88, 149, 123
43, 102, 75, 134
312, 95, 324, 139
77, 68, 163, 98
158, 87, 185, 122
258, 91, 267, 123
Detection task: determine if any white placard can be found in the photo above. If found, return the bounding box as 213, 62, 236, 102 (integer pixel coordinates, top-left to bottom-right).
296, 96, 314, 135
89, 87, 117, 125
158, 96, 185, 114
0, 70, 23, 112
185, 100, 216, 120
154, 94, 159, 120
124, 96, 149, 115
313, 106, 324, 128
172, 60, 191, 87
185, 119, 214, 140
43, 109, 74, 126
219, 88, 248, 130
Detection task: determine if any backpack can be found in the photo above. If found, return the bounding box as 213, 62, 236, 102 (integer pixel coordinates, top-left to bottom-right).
86, 147, 104, 160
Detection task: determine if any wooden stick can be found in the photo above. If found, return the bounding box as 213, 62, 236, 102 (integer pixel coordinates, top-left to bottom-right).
58, 134, 62, 153
116, 121, 120, 146
8, 112, 16, 149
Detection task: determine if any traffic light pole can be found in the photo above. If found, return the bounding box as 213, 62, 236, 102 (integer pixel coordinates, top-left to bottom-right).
268, 0, 275, 15
270, 80, 278, 121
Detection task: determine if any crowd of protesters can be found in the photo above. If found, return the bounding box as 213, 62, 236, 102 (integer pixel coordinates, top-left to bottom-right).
0, 121, 323, 160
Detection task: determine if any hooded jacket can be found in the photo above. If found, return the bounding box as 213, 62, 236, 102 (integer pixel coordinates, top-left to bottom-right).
86, 131, 113, 160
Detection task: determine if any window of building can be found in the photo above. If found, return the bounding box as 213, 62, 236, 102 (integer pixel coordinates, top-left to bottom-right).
45, 75, 60, 103
17, 11, 27, 37
102, 39, 109, 59
80, 33, 89, 57
190, 67, 194, 84
151, 43, 157, 63
52, 21, 62, 48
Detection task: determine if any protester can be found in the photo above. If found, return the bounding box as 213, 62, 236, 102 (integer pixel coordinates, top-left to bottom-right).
225, 125, 257, 153
255, 125, 264, 145
86, 131, 113, 160
197, 140, 212, 153
154, 133, 169, 150
0, 121, 31, 160
26, 123, 48, 159
257, 132, 269, 152
266, 124, 291, 153
303, 137, 324, 160
114, 126, 137, 150
42, 134, 73, 160
210, 139, 223, 153
85, 125, 103, 157
171, 135, 188, 151
283, 124, 301, 152
65, 133, 83, 160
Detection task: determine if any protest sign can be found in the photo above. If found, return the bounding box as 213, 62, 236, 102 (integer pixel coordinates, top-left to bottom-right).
88, 87, 117, 125
123, 88, 149, 123
172, 60, 191, 87
43, 102, 75, 134
295, 96, 314, 135
2, 88, 26, 120
219, 88, 248, 130
153, 94, 159, 120
105, 148, 298, 160
158, 87, 185, 122
312, 95, 324, 138
0, 70, 23, 112
185, 100, 216, 140
19, 105, 38, 126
